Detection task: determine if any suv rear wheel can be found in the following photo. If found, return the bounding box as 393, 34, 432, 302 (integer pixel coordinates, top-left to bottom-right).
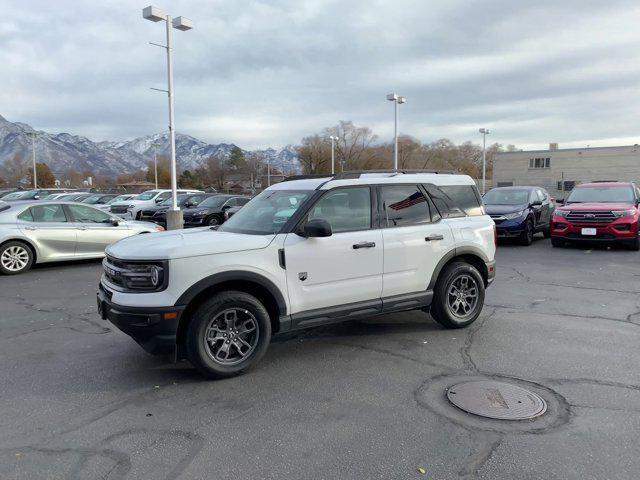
186, 291, 272, 379
430, 262, 485, 329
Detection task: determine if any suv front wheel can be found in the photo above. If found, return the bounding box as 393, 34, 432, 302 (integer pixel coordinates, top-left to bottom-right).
186, 291, 272, 378
430, 262, 485, 329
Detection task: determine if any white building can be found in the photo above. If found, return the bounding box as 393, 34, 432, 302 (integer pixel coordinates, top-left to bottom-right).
493, 143, 640, 197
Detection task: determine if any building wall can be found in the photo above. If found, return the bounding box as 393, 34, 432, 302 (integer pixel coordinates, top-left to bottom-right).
493, 145, 640, 197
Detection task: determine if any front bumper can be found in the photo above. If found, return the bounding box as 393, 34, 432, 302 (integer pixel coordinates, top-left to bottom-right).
491, 217, 527, 237
183, 216, 207, 227
551, 217, 639, 242
97, 284, 183, 356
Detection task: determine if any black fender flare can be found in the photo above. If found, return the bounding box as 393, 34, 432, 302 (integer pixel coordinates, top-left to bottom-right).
427, 246, 490, 290
174, 270, 288, 316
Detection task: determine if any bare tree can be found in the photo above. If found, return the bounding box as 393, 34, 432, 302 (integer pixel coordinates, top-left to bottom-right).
325, 121, 380, 171
296, 134, 331, 174
2, 154, 29, 186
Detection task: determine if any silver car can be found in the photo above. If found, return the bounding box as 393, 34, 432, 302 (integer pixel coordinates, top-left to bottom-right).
0, 200, 163, 275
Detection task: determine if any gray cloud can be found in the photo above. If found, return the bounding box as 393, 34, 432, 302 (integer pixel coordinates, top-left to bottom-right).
1, 0, 639, 150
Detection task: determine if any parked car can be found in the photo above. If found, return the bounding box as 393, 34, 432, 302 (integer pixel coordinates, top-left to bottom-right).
551, 182, 639, 250
95, 194, 137, 212
139, 193, 217, 227
54, 192, 94, 202
0, 200, 163, 275
109, 189, 204, 220
81, 193, 119, 205
182, 194, 251, 227
224, 204, 243, 221
97, 171, 496, 378
483, 186, 553, 245
2, 189, 71, 201
0, 189, 19, 199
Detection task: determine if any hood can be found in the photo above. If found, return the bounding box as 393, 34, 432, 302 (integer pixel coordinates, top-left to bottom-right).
484, 203, 528, 215
556, 202, 635, 212
111, 199, 152, 207
106, 228, 275, 260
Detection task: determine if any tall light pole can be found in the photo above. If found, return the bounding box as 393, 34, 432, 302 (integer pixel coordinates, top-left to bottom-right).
386, 93, 406, 170
329, 135, 338, 174
143, 5, 193, 230
152, 142, 160, 189
28, 132, 38, 188
479, 128, 490, 194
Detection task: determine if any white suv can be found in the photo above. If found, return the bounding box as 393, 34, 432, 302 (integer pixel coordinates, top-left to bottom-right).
97, 171, 496, 378
109, 189, 204, 220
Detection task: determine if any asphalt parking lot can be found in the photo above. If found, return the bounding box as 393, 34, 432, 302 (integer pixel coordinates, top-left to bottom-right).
1, 237, 639, 480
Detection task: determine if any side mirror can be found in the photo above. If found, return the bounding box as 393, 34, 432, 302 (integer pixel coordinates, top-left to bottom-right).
556, 198, 564, 205
33, 195, 40, 200
222, 205, 231, 211
530, 200, 542, 206
111, 219, 120, 226
155, 198, 163, 203
303, 219, 332, 238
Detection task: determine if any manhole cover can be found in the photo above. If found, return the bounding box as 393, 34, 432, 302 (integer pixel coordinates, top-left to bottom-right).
446, 380, 547, 420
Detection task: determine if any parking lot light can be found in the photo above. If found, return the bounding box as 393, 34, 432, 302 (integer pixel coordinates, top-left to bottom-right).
387, 93, 406, 170
479, 128, 490, 194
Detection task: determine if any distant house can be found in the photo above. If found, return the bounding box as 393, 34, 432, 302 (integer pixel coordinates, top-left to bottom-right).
117, 181, 156, 193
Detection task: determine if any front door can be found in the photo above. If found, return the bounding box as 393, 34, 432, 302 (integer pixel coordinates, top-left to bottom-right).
65, 204, 130, 256
284, 186, 383, 321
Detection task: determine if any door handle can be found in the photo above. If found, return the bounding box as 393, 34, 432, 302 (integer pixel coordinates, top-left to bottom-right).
425, 234, 444, 241
77, 226, 88, 230
25, 226, 38, 231
353, 242, 376, 249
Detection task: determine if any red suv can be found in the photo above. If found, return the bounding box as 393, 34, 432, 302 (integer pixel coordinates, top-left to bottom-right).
551, 182, 640, 250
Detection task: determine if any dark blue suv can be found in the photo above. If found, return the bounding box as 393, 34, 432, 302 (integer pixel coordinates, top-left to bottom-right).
483, 186, 554, 245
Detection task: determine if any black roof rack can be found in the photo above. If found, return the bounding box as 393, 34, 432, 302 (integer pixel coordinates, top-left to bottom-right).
282, 169, 456, 183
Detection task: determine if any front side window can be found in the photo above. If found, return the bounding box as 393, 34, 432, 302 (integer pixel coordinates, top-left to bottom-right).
29, 204, 68, 223
219, 190, 312, 235
382, 185, 430, 227
308, 187, 371, 233
67, 204, 112, 223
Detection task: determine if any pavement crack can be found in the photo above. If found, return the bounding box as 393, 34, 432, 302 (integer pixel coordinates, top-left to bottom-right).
458, 431, 502, 479
459, 308, 496, 374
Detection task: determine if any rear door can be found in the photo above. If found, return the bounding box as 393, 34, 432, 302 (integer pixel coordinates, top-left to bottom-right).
65, 204, 130, 257
379, 185, 455, 300
284, 186, 383, 318
17, 204, 77, 260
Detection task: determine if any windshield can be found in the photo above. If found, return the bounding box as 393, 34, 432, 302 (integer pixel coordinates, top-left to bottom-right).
199, 196, 228, 208
567, 186, 635, 203
220, 190, 312, 235
4, 190, 38, 200
483, 189, 529, 205
107, 195, 131, 204
135, 190, 160, 201
82, 195, 103, 204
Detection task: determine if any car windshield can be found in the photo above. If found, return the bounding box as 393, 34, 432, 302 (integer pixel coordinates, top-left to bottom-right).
566, 186, 635, 203
198, 196, 229, 209
82, 195, 103, 204
4, 190, 38, 200
107, 195, 131, 204
483, 189, 529, 205
219, 190, 312, 235
135, 190, 159, 201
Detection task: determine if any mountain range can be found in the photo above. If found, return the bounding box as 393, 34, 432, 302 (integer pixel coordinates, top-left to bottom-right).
0, 114, 300, 178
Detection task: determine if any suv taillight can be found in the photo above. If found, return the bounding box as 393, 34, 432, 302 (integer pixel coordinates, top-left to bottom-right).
493, 224, 497, 247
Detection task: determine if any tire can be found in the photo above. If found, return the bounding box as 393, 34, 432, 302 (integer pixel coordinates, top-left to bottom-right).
207, 215, 221, 226
519, 219, 534, 246
0, 241, 34, 275
430, 262, 485, 329
551, 237, 564, 248
186, 291, 272, 379
625, 235, 640, 251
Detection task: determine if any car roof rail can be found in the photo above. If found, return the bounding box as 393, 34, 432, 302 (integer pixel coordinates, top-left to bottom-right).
282, 169, 457, 183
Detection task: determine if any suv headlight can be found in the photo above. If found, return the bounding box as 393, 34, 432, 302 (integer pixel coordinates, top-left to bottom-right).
555, 210, 571, 218
102, 257, 168, 292
503, 210, 524, 220
612, 209, 636, 218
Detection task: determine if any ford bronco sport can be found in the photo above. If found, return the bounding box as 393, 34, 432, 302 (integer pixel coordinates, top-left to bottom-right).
97, 171, 496, 378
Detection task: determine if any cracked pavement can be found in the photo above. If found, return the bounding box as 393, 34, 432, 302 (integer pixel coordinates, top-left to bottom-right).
1, 239, 639, 479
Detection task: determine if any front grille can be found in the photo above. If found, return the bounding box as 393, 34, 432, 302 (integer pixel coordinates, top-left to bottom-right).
565, 211, 616, 224
102, 256, 128, 289
110, 205, 129, 214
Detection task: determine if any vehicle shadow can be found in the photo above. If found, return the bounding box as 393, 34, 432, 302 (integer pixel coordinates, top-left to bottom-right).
31, 258, 103, 271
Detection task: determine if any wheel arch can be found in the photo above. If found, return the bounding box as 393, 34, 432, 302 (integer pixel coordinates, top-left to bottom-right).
0, 237, 39, 264
175, 271, 287, 354
428, 247, 490, 289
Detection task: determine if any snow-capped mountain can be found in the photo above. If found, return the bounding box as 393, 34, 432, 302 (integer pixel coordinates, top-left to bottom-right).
0, 114, 300, 177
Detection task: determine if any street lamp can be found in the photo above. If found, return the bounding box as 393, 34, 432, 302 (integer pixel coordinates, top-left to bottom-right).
329, 135, 338, 174
27, 132, 38, 188
479, 128, 490, 194
143, 5, 193, 230
386, 93, 406, 170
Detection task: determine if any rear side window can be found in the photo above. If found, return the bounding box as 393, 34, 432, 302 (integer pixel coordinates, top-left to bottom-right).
430, 184, 484, 217
381, 185, 431, 227
17, 208, 32, 221
29, 204, 68, 223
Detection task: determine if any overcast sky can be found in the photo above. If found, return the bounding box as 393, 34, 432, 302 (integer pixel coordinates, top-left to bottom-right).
2, 0, 640, 150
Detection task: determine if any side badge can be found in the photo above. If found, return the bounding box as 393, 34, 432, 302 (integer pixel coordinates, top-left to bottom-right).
298, 272, 308, 281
